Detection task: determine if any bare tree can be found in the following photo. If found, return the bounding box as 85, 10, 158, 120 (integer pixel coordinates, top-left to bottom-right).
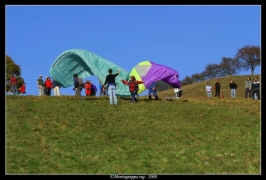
235, 45, 260, 75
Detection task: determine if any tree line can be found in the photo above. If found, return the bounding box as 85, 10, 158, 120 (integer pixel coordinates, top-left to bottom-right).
156, 44, 260, 91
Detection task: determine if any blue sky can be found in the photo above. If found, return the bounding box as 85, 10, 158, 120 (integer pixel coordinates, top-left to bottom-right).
6, 5, 261, 96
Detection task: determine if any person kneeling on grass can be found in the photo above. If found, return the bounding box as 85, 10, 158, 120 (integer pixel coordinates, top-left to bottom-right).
174, 88, 181, 98
19, 83, 27, 96
121, 76, 144, 104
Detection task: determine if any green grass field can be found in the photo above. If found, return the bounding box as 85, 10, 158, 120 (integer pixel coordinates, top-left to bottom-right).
6, 75, 261, 174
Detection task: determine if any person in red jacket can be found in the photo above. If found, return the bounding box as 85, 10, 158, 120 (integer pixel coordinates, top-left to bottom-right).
10, 75, 19, 95
44, 77, 53, 96
19, 83, 26, 94
84, 80, 92, 96
121, 76, 144, 104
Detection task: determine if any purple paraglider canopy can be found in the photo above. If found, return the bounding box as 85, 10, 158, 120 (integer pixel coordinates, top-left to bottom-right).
129, 60, 181, 94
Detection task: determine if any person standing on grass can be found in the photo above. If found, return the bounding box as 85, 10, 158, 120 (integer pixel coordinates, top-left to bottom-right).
99, 82, 105, 96
104, 69, 120, 105
214, 80, 221, 98
91, 83, 97, 96
252, 77, 260, 100
73, 74, 84, 100
121, 75, 144, 104
206, 82, 212, 98
251, 79, 255, 99
105, 85, 109, 96
44, 77, 53, 96
244, 77, 252, 99
179, 89, 182, 98
43, 77, 48, 96
229, 80, 237, 98
52, 79, 61, 96
10, 75, 19, 95
37, 75, 44, 96
174, 82, 183, 98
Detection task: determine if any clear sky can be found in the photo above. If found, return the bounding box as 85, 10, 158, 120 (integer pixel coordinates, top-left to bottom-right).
6, 5, 261, 96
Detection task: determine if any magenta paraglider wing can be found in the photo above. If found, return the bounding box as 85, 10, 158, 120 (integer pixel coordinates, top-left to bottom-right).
129, 61, 181, 94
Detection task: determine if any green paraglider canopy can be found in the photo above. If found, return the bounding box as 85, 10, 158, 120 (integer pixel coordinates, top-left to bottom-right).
49, 49, 130, 96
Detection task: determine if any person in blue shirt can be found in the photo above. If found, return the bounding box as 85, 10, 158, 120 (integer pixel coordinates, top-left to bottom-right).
99, 82, 104, 96
148, 82, 159, 100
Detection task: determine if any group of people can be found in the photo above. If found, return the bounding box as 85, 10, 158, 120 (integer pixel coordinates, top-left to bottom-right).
205, 76, 260, 100
71, 69, 160, 104
37, 75, 61, 96
36, 73, 103, 98
206, 80, 238, 98
72, 74, 100, 100
7, 75, 26, 95
8, 73, 261, 102
101, 68, 160, 105
245, 77, 260, 100
84, 80, 97, 96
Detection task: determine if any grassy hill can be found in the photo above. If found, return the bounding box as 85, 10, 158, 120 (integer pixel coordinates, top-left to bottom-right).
6, 75, 261, 174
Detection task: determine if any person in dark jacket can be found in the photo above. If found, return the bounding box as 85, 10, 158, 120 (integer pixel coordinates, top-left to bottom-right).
229, 80, 237, 98
43, 77, 48, 96
73, 74, 83, 100
104, 69, 120, 105
215, 80, 221, 98
252, 77, 260, 100
91, 83, 97, 96
37, 75, 44, 96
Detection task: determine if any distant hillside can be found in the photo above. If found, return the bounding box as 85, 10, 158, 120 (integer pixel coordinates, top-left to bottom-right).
156, 74, 261, 99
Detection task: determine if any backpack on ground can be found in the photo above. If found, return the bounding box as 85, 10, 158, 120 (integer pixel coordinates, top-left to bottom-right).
78, 78, 84, 88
